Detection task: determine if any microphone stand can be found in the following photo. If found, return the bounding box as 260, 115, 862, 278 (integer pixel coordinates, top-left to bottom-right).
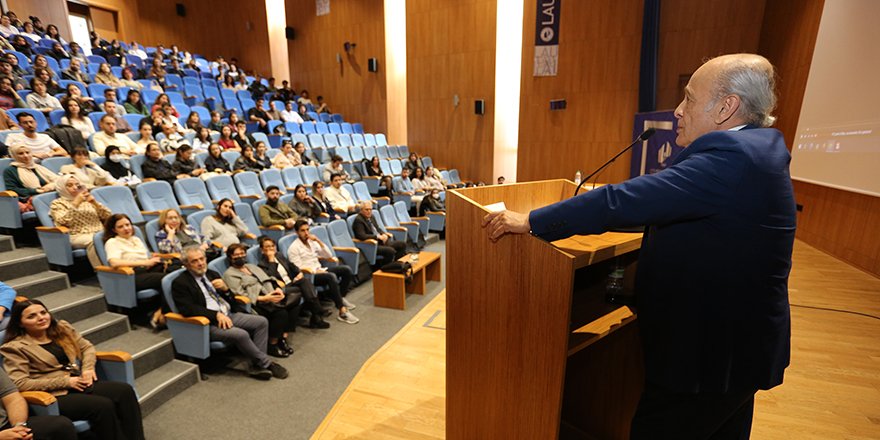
574, 128, 655, 196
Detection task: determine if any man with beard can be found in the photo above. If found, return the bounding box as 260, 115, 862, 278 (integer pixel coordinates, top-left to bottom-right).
258, 186, 299, 233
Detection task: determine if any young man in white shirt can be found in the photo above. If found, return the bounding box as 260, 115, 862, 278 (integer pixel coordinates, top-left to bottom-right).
7, 113, 66, 159
323, 172, 357, 216
93, 115, 140, 155
280, 100, 303, 124
287, 220, 359, 324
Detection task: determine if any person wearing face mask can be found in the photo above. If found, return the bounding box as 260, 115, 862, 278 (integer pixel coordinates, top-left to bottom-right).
420, 188, 446, 217
60, 148, 108, 189
100, 145, 141, 187
48, 174, 111, 267
223, 243, 303, 358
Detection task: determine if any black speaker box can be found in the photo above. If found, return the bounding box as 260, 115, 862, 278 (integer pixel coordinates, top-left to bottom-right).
475, 100, 485, 115
176, 3, 186, 17
368, 58, 378, 72
286, 27, 295, 40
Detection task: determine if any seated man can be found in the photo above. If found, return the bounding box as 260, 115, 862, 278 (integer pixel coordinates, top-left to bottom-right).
393, 167, 424, 207
61, 58, 91, 84
258, 186, 299, 233
247, 97, 270, 134
103, 100, 132, 133
158, 123, 187, 153
352, 201, 407, 267
256, 236, 330, 329
287, 220, 359, 324
323, 173, 358, 216
0, 367, 77, 440
315, 95, 331, 114
172, 245, 288, 380
280, 100, 302, 124
93, 114, 140, 155
233, 120, 256, 148
322, 154, 353, 183
6, 113, 66, 160
26, 78, 62, 116
104, 89, 126, 115
142, 142, 186, 183
266, 100, 282, 122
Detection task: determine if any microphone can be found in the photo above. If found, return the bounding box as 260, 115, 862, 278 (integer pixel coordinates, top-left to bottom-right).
574, 128, 657, 196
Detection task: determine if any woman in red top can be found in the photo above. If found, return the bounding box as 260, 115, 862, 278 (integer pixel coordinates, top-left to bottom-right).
150, 93, 179, 118
218, 125, 241, 151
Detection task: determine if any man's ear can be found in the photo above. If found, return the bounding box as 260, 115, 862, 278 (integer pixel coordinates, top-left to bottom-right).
715, 94, 741, 125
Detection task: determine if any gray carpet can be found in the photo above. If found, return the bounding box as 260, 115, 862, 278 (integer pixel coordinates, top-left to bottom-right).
143, 240, 447, 439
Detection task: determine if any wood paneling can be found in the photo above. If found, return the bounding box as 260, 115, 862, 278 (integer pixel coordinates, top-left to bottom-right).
656, 0, 766, 110
7, 0, 72, 41
516, 0, 644, 185
406, 0, 497, 184
285, 0, 387, 136
90, 7, 118, 42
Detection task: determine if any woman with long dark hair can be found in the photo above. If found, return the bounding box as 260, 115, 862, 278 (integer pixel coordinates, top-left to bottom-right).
124, 89, 149, 117
233, 145, 264, 172
200, 198, 250, 250
1, 299, 144, 440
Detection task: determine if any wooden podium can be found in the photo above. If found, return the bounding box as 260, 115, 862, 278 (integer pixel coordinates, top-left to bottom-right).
447, 180, 644, 440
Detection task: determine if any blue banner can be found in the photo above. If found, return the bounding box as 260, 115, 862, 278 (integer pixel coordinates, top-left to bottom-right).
630, 110, 682, 178
534, 0, 560, 76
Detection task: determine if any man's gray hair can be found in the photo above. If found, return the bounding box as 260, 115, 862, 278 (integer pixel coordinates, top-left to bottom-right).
710, 56, 778, 127
182, 244, 204, 262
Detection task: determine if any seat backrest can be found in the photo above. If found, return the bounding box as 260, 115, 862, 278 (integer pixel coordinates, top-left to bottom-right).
328, 123, 342, 135
353, 181, 372, 203
379, 160, 393, 176
440, 170, 450, 182
332, 114, 344, 124
379, 205, 400, 228
399, 145, 410, 159
346, 215, 358, 236
327, 219, 356, 248
162, 269, 186, 314
87, 111, 108, 133
281, 167, 304, 189
318, 113, 331, 122
49, 109, 65, 126
341, 122, 353, 134
173, 177, 213, 209
388, 145, 400, 159
393, 201, 412, 223
351, 134, 366, 148
376, 145, 389, 160
301, 123, 316, 134
92, 185, 145, 223
128, 154, 148, 179
252, 132, 268, 147
234, 202, 260, 235
349, 146, 365, 163
236, 90, 251, 101
353, 123, 365, 134
278, 234, 297, 257
310, 225, 336, 258
88, 83, 111, 100
220, 88, 237, 100
336, 147, 352, 162
284, 122, 301, 134
165, 74, 183, 88
315, 122, 329, 134
221, 151, 240, 165
300, 166, 320, 186
341, 183, 356, 201
246, 245, 262, 266
364, 133, 377, 147
375, 133, 388, 147
40, 157, 73, 174
205, 174, 241, 203
251, 198, 268, 226
323, 134, 338, 148
336, 134, 352, 148
449, 169, 462, 184
136, 180, 179, 213
363, 146, 376, 160
191, 106, 210, 123
389, 159, 403, 175
32, 192, 59, 227
259, 169, 286, 193
233, 171, 263, 197
145, 219, 161, 252
208, 254, 230, 276
291, 133, 308, 147
186, 210, 214, 234
307, 134, 325, 149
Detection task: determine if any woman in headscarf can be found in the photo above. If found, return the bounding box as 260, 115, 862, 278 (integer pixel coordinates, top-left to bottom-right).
2, 144, 58, 211
48, 174, 111, 267
100, 145, 141, 187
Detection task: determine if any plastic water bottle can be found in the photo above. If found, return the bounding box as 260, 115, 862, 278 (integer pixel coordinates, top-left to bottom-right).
605, 259, 625, 303
574, 171, 582, 185
410, 252, 419, 263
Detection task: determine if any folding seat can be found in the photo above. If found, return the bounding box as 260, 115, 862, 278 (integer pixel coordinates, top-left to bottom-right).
94, 228, 163, 309
317, 113, 330, 123
388, 157, 403, 175
8, 51, 29, 67
233, 172, 265, 205
449, 169, 471, 187
183, 69, 199, 78
164, 74, 184, 90
353, 180, 389, 208
284, 122, 302, 134
240, 99, 255, 112
49, 109, 65, 126
315, 121, 329, 134
388, 146, 400, 159
125, 55, 144, 69
353, 123, 365, 134
306, 112, 319, 121
281, 167, 304, 191
141, 89, 160, 106
379, 159, 393, 176
307, 134, 327, 162
111, 66, 123, 77
201, 78, 218, 90
291, 133, 309, 149
40, 157, 72, 174
127, 154, 149, 179
334, 147, 354, 174
300, 165, 321, 186
193, 152, 209, 168
380, 204, 418, 243
364, 133, 377, 147
250, 198, 286, 242
32, 192, 87, 267
314, 222, 360, 272
393, 200, 429, 238
331, 218, 377, 265
332, 114, 344, 124
123, 114, 142, 130
202, 87, 221, 110
259, 169, 287, 192
329, 123, 342, 134
323, 133, 340, 151
137, 180, 203, 219
223, 98, 241, 113
191, 106, 211, 124
375, 133, 388, 147
236, 90, 252, 101
301, 122, 316, 134
363, 146, 376, 161
399, 145, 410, 159
60, 60, 71, 70
205, 174, 242, 204
6, 109, 49, 132
349, 147, 366, 175
376, 146, 389, 160
341, 122, 353, 134
91, 186, 145, 223
87, 54, 106, 64
220, 88, 237, 101
336, 134, 352, 149
267, 120, 282, 134
351, 134, 366, 148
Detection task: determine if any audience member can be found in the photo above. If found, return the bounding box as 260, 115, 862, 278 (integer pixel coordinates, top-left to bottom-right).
259, 186, 298, 233
172, 245, 287, 380
43, 25, 67, 44
143, 142, 185, 183
223, 243, 302, 358
7, 113, 67, 159
124, 89, 149, 116
257, 236, 329, 329
0, 76, 26, 109
0, 366, 77, 440
93, 115, 139, 155
26, 78, 62, 115
277, 81, 294, 102
201, 199, 250, 249
233, 120, 256, 148
0, 108, 20, 131
105, 40, 125, 66
352, 201, 407, 267
0, 16, 17, 39
65, 83, 97, 113
10, 35, 33, 58
104, 89, 126, 114
128, 41, 147, 60
120, 68, 142, 89
411, 167, 428, 192
32, 16, 47, 34
60, 97, 95, 139
2, 144, 57, 200
265, 77, 278, 94
158, 123, 187, 153
298, 104, 314, 123
0, 60, 28, 91
297, 90, 313, 106
28, 56, 59, 82
248, 75, 268, 100
1, 299, 144, 440
151, 94, 179, 117
170, 144, 206, 179
67, 42, 88, 64
287, 184, 323, 223
424, 166, 447, 190
420, 188, 446, 216
94, 63, 123, 88
272, 140, 297, 169
403, 152, 423, 174
205, 143, 233, 175
254, 141, 272, 169
135, 121, 155, 152
104, 100, 132, 133
59, 148, 108, 189
247, 98, 270, 134
222, 75, 237, 90
324, 173, 357, 216
226, 112, 241, 131
150, 58, 167, 87
315, 95, 331, 114
3, 54, 26, 78
266, 101, 282, 121
218, 125, 241, 151
142, 107, 165, 137
49, 174, 110, 266
322, 154, 352, 183
280, 101, 303, 124
294, 141, 311, 165
207, 111, 225, 132
166, 58, 185, 77
393, 168, 423, 206
155, 208, 209, 254
233, 145, 265, 173
288, 220, 358, 324
46, 42, 69, 62
101, 145, 141, 187
35, 68, 64, 96
192, 126, 212, 153
311, 181, 342, 221
19, 21, 41, 41
366, 156, 394, 198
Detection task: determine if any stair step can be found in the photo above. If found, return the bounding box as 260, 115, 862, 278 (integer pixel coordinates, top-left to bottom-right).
5, 272, 71, 300
0, 248, 49, 281
425, 232, 441, 245
0, 235, 14, 252
70, 312, 130, 345
39, 285, 107, 323
95, 329, 176, 379
135, 360, 200, 417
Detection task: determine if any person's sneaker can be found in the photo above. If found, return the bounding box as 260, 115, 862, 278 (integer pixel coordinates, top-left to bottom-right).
269, 362, 289, 379
337, 311, 360, 324
342, 298, 356, 310
247, 363, 272, 380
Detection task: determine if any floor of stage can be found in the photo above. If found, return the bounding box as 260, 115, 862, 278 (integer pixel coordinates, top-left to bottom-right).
310, 240, 880, 440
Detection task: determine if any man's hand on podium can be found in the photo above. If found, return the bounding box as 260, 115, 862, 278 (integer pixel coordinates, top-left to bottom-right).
483, 210, 530, 242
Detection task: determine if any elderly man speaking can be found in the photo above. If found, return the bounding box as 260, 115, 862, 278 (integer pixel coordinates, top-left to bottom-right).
483, 54, 796, 440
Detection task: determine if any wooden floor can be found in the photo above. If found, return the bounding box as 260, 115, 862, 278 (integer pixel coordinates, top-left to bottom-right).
311, 240, 880, 440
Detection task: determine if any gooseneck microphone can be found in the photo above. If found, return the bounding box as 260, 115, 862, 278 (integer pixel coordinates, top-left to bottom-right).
574, 128, 657, 196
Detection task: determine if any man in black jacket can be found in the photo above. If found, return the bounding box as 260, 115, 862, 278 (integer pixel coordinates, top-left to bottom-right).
352, 201, 407, 267
256, 236, 330, 329
172, 245, 287, 380
142, 143, 186, 183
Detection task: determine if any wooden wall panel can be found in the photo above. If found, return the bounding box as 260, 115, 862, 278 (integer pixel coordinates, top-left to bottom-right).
89, 7, 118, 42
7, 0, 72, 41
136, 0, 272, 76
406, 0, 497, 184
517, 0, 643, 184
656, 0, 766, 110
284, 0, 387, 136
7, 0, 141, 44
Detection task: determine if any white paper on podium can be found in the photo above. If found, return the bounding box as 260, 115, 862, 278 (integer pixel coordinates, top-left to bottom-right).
484, 202, 507, 212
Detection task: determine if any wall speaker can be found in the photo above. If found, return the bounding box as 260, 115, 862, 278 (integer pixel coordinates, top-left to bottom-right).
176, 3, 186, 17
368, 58, 378, 72
475, 100, 485, 115
550, 99, 566, 110
285, 27, 295, 40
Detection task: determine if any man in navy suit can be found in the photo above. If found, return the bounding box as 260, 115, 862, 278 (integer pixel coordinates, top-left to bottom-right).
483, 54, 796, 440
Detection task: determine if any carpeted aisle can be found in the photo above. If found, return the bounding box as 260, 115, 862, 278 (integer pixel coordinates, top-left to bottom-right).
143, 241, 447, 439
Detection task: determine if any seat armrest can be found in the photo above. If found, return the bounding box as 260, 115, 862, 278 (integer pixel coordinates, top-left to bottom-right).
153, 252, 180, 260
426, 211, 446, 215
400, 221, 419, 226
141, 210, 162, 217
36, 226, 70, 234
96, 351, 132, 362
232, 170, 244, 174
318, 213, 330, 218
164, 313, 210, 325
259, 225, 285, 230
142, 178, 157, 182
21, 391, 56, 406
393, 192, 414, 196
244, 233, 257, 239
234, 295, 250, 304
0, 191, 17, 197
412, 216, 430, 221
96, 265, 134, 275
180, 204, 204, 210
386, 226, 407, 231
372, 197, 390, 201
300, 267, 315, 274
333, 207, 346, 213
240, 194, 261, 199
353, 238, 378, 244
211, 241, 223, 248
318, 256, 340, 263
332, 246, 359, 253
363, 176, 379, 180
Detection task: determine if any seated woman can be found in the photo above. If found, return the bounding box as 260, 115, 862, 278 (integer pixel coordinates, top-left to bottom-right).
155, 208, 208, 254
120, 68, 143, 90
34, 67, 64, 96
218, 125, 241, 152
1, 299, 145, 440
200, 198, 250, 250
410, 167, 428, 192
192, 126, 212, 153
272, 140, 297, 169
94, 63, 124, 88
226, 112, 241, 132
149, 58, 167, 88
60, 148, 108, 189
420, 188, 446, 217
204, 142, 233, 176
365, 156, 393, 198
26, 78, 62, 117
256, 236, 329, 330
105, 40, 125, 66
60, 97, 95, 140
233, 145, 265, 173
2, 144, 57, 203
65, 83, 98, 114
49, 174, 111, 267
287, 184, 323, 224
254, 141, 272, 169
403, 152, 423, 175
423, 166, 446, 191
101, 145, 142, 187
223, 243, 302, 358
124, 89, 149, 117
28, 55, 60, 82
170, 144, 207, 179
142, 143, 185, 183
150, 94, 179, 118
184, 111, 202, 132
311, 181, 343, 221
103, 213, 177, 329
222, 75, 237, 90
135, 121, 155, 153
